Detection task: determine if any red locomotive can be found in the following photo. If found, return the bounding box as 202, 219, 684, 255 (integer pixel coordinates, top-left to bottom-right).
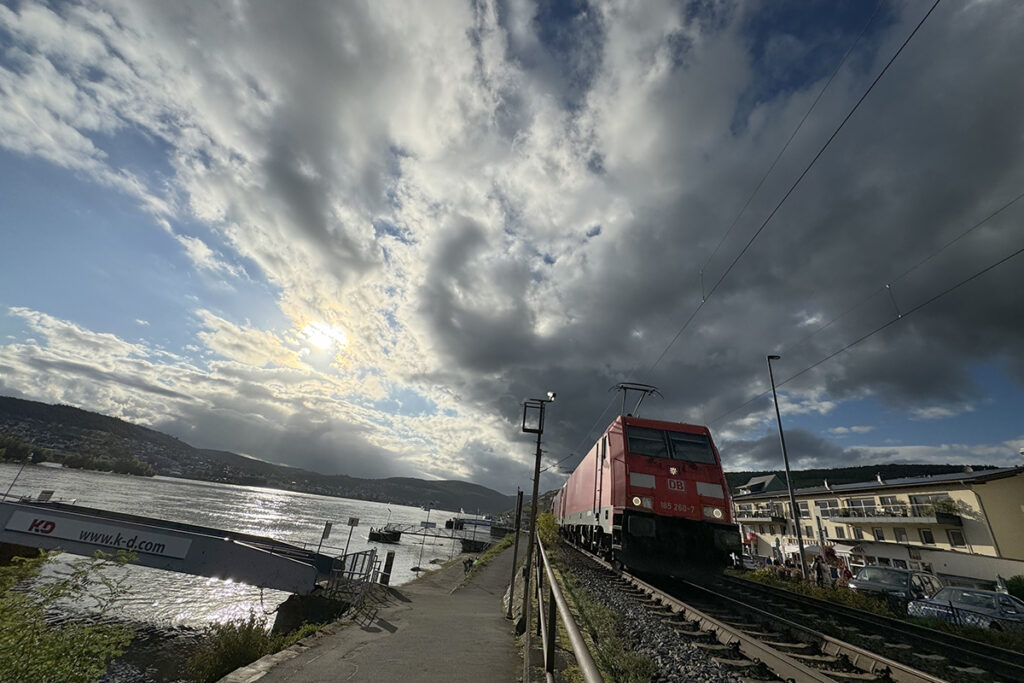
553, 414, 739, 574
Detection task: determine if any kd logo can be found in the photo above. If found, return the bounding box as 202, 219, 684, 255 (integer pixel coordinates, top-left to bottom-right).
27, 519, 56, 534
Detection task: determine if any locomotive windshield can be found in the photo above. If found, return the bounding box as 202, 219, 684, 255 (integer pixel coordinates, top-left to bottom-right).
626, 426, 717, 464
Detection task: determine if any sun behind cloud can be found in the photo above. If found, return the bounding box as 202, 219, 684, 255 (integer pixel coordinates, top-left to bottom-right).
302, 321, 349, 351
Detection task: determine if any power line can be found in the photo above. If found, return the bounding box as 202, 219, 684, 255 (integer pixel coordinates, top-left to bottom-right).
646, 0, 942, 377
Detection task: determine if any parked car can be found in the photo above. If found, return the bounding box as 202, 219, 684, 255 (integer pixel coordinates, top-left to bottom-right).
848, 566, 943, 610
908, 587, 1024, 630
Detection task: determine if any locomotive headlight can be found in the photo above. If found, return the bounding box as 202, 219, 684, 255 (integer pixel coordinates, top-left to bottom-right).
703, 506, 724, 519
632, 496, 642, 506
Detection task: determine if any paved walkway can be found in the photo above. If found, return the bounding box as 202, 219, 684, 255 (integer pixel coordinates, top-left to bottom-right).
237, 547, 522, 683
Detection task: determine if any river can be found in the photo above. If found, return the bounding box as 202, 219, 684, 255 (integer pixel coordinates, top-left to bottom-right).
1, 462, 484, 680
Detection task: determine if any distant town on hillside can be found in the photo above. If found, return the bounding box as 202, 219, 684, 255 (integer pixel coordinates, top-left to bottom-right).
0, 395, 997, 515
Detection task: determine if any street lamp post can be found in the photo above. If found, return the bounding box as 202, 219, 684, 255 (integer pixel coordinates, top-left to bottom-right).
520, 391, 555, 679
766, 355, 808, 578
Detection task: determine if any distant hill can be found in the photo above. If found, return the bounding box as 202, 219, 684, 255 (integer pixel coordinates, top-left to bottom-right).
725, 464, 999, 494
0, 396, 516, 514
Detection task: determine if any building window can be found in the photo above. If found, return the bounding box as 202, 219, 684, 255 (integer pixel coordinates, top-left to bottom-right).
919, 528, 935, 545
877, 557, 891, 566
852, 527, 864, 540
834, 527, 846, 539
815, 499, 839, 516
846, 497, 877, 516
892, 558, 908, 568
769, 525, 776, 535
894, 527, 908, 543
804, 526, 814, 538
865, 555, 877, 565
909, 493, 954, 516
872, 527, 885, 541
798, 501, 810, 518
758, 525, 765, 534
947, 529, 966, 547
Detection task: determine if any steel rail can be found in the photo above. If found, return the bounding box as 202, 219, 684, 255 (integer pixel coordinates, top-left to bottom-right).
571, 543, 950, 683
623, 572, 837, 683
723, 574, 1024, 680
535, 535, 604, 682
670, 578, 946, 683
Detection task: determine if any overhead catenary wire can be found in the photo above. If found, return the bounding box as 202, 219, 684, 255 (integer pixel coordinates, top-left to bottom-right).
708, 237, 1024, 427
547, 392, 619, 476
698, 0, 884, 287
781, 188, 1024, 355
645, 0, 942, 378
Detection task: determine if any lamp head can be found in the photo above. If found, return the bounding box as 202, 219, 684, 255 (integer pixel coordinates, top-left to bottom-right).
767, 354, 781, 361
547, 391, 556, 401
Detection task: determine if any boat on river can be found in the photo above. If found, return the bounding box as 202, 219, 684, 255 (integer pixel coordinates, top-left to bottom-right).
368, 526, 402, 544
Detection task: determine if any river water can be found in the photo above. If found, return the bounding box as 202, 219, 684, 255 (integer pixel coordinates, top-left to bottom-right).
1, 462, 481, 678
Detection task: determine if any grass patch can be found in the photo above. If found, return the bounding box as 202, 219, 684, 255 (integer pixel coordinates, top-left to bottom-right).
907, 615, 1024, 653
464, 533, 515, 578
557, 551, 657, 683
732, 569, 1024, 654
730, 568, 896, 616
184, 611, 325, 683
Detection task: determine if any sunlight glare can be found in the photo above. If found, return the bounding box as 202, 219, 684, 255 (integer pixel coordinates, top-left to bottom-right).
303, 321, 348, 351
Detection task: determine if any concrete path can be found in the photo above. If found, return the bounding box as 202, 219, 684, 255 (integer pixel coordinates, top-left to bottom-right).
241, 547, 521, 683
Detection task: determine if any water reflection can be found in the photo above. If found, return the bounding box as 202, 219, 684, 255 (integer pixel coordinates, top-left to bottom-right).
1, 463, 473, 629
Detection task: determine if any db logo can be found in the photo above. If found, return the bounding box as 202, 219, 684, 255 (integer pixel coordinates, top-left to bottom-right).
28, 519, 56, 534
666, 479, 686, 491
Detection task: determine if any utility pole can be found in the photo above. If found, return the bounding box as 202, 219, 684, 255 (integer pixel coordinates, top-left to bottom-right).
519, 391, 555, 681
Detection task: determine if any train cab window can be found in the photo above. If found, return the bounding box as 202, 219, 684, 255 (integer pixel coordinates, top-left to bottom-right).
626, 427, 669, 458
667, 431, 717, 463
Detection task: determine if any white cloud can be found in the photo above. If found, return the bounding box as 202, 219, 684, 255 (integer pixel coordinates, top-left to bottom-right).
2, 1, 1024, 490
911, 405, 975, 421
829, 425, 875, 436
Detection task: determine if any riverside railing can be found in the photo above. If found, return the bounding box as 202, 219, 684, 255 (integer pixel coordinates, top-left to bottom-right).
323, 547, 379, 612
531, 534, 603, 683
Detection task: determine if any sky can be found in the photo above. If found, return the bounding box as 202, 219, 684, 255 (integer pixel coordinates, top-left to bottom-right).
1, 0, 1023, 495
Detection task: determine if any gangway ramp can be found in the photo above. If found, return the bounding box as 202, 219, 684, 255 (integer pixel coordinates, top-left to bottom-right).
0, 499, 335, 594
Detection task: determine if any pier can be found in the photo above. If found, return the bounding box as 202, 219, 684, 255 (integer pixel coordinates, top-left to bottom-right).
0, 498, 374, 595
379, 517, 500, 553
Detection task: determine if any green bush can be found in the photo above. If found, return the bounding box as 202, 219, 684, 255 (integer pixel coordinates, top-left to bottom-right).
0, 550, 135, 683
185, 611, 325, 683
1006, 575, 1024, 601
536, 512, 559, 549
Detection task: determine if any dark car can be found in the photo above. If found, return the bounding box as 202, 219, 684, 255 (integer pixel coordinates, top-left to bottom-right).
848, 566, 943, 609
908, 587, 1024, 630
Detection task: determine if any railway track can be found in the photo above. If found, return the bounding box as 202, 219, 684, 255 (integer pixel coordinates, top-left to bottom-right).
716, 574, 1024, 682
564, 542, 1003, 682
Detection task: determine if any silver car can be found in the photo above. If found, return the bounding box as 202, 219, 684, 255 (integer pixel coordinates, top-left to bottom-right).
848, 566, 943, 603
908, 587, 1024, 630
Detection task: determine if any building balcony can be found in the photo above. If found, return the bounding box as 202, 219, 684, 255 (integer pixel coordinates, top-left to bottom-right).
819, 504, 962, 527
735, 507, 788, 523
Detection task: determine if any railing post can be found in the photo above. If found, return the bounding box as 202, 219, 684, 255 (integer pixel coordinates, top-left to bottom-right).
546, 584, 556, 673
536, 547, 543, 637
507, 490, 524, 619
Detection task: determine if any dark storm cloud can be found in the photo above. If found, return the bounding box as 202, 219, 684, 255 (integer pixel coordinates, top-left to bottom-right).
419, 0, 1024, 479
155, 404, 398, 480
721, 429, 882, 471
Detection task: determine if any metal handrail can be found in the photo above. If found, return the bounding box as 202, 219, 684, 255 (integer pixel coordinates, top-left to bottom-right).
532, 534, 603, 682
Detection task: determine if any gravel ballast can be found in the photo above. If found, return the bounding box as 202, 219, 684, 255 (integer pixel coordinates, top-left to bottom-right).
560, 549, 748, 683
